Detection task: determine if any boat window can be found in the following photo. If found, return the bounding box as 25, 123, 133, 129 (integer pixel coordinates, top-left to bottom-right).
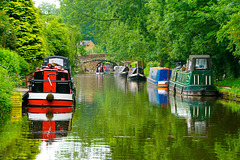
34, 71, 43, 79
187, 59, 191, 71
49, 58, 64, 66
56, 83, 70, 93
57, 72, 69, 80
195, 59, 208, 70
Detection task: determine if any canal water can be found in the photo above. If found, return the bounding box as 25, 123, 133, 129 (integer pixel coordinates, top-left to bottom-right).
1, 73, 240, 159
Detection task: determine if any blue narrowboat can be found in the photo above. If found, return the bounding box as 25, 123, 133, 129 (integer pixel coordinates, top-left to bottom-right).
147, 67, 172, 88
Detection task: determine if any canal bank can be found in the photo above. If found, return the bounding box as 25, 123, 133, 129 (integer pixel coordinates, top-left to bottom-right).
216, 85, 240, 102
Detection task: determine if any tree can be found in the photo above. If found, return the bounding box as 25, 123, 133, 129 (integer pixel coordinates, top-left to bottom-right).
38, 2, 60, 15
0, 11, 17, 50
2, 0, 48, 65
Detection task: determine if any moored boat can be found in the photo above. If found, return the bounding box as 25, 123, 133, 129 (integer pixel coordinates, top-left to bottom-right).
119, 66, 129, 77
147, 67, 172, 88
95, 64, 105, 74
127, 67, 146, 81
27, 56, 75, 108
169, 55, 217, 96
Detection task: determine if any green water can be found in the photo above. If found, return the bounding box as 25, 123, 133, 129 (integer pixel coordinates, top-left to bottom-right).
1, 73, 240, 160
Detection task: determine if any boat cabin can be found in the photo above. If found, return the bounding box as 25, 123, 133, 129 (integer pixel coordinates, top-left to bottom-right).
186, 55, 211, 72
169, 55, 217, 96
27, 56, 75, 108
147, 67, 172, 88
31, 68, 71, 94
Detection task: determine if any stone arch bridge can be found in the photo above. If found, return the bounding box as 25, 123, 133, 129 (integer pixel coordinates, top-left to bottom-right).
77, 54, 118, 72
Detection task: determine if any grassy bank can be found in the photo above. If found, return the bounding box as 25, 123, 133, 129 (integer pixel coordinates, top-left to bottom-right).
0, 48, 29, 120
215, 78, 240, 99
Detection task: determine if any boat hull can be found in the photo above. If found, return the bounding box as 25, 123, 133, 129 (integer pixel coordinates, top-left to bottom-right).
119, 72, 128, 77
169, 69, 217, 96
27, 92, 74, 107
128, 73, 146, 81
147, 67, 171, 88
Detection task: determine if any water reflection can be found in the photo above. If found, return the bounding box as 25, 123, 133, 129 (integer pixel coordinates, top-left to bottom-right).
27, 107, 73, 142
127, 80, 145, 93
169, 94, 215, 136
147, 87, 169, 107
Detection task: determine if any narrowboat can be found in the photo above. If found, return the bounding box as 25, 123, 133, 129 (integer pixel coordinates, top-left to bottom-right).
127, 67, 146, 81
147, 67, 172, 88
169, 55, 217, 96
95, 64, 105, 74
119, 66, 129, 77
27, 56, 75, 108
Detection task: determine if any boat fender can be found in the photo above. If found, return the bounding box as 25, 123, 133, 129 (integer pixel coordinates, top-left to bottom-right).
46, 93, 54, 102
200, 88, 205, 96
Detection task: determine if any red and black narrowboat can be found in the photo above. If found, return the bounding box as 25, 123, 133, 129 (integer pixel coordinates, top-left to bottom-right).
27, 56, 75, 109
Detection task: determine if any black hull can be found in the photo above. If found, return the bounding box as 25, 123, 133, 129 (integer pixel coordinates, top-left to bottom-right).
119, 72, 128, 77
128, 74, 146, 81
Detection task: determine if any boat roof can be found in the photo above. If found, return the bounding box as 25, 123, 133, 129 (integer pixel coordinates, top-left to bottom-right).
189, 55, 210, 60
36, 68, 69, 73
152, 67, 171, 70
42, 56, 70, 69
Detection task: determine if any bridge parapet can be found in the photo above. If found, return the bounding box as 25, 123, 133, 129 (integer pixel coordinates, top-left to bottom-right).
77, 54, 108, 72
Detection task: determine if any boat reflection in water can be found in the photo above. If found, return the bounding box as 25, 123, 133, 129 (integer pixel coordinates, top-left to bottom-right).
127, 80, 145, 93
28, 106, 73, 142
169, 94, 216, 135
147, 87, 169, 107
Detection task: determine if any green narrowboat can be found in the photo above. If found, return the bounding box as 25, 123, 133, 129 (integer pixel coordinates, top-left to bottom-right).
169, 55, 217, 96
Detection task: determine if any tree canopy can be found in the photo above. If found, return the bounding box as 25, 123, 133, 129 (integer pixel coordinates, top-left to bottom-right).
2, 0, 48, 64
60, 0, 240, 78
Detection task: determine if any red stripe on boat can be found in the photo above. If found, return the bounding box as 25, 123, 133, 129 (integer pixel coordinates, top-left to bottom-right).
28, 100, 72, 106
28, 107, 73, 113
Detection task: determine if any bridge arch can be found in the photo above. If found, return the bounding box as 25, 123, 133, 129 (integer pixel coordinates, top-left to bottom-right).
77, 54, 118, 72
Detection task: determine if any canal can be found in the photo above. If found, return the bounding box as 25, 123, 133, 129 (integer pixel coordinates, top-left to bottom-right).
1, 73, 240, 159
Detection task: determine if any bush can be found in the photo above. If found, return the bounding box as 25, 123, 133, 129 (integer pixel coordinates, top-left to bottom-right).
0, 48, 29, 76
0, 69, 15, 116
0, 48, 29, 116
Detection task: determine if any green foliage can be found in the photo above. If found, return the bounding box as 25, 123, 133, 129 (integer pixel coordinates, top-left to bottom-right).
0, 49, 28, 120
42, 16, 71, 57
85, 45, 104, 54
2, 0, 48, 63
0, 11, 17, 50
215, 78, 240, 88
0, 68, 16, 122
0, 48, 29, 76
144, 61, 160, 76
216, 78, 240, 97
38, 2, 60, 15
61, 0, 240, 79
218, 11, 240, 57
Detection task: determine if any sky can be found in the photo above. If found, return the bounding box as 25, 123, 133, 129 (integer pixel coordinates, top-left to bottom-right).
32, 0, 60, 8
